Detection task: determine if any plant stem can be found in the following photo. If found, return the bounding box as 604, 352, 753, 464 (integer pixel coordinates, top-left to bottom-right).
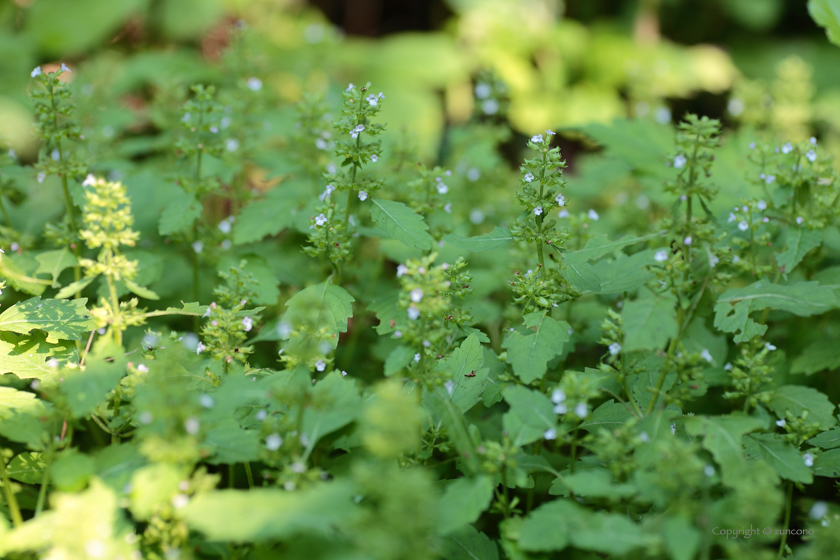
0, 197, 12, 227
777, 481, 793, 559
244, 462, 255, 489
646, 306, 685, 414
0, 450, 23, 527
35, 444, 55, 516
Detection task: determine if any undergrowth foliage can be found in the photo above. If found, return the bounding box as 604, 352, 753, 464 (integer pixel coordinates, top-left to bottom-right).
3, 28, 840, 560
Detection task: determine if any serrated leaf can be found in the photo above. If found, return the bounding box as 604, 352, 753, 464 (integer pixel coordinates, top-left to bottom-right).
34, 249, 78, 286
281, 281, 354, 361
385, 345, 416, 376
0, 297, 95, 341
562, 254, 601, 293
622, 297, 677, 351
567, 232, 664, 262
61, 339, 128, 418
809, 0, 840, 46
769, 385, 837, 430
443, 227, 513, 252
776, 227, 821, 274
301, 372, 362, 452
143, 301, 208, 318
593, 249, 655, 294
0, 256, 50, 295
123, 278, 159, 300
791, 337, 840, 375
0, 331, 76, 379
744, 433, 813, 483
663, 516, 701, 560
0, 386, 57, 448
683, 415, 764, 487
158, 191, 201, 236
808, 428, 840, 449
7, 452, 46, 484
813, 448, 840, 477
714, 282, 838, 342
438, 525, 499, 560
54, 276, 96, 299
549, 468, 637, 498
580, 400, 633, 432
232, 188, 299, 245
436, 334, 488, 413
502, 386, 557, 445
503, 312, 570, 384
435, 476, 494, 535
370, 198, 433, 249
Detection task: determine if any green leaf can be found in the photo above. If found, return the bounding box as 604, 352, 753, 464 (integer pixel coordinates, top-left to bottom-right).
562, 254, 601, 293
776, 228, 821, 274
182, 481, 357, 541
435, 476, 494, 535
769, 385, 837, 430
808, 428, 840, 449
34, 249, 77, 286
202, 421, 260, 465
580, 400, 633, 433
0, 331, 77, 379
123, 278, 160, 300
61, 339, 127, 418
129, 463, 184, 521
622, 297, 677, 352
385, 345, 416, 376
51, 451, 95, 492
663, 516, 701, 560
281, 281, 355, 359
143, 301, 208, 318
54, 276, 96, 299
436, 334, 489, 413
744, 433, 813, 483
502, 386, 557, 445
809, 0, 840, 46
567, 232, 664, 262
518, 499, 581, 551
791, 337, 840, 375
158, 190, 201, 236
714, 282, 838, 342
370, 198, 434, 250
549, 468, 636, 498
443, 227, 513, 252
0, 387, 56, 448
232, 188, 299, 245
7, 452, 46, 484
813, 448, 840, 477
0, 256, 50, 295
593, 250, 655, 294
683, 415, 764, 487
0, 297, 95, 341
438, 525, 499, 560
301, 371, 362, 451
503, 312, 570, 384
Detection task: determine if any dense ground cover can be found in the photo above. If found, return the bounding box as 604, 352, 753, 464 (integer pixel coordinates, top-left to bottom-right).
3, 0, 840, 559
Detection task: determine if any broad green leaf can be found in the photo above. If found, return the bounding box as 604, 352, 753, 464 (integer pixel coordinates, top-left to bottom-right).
202, 421, 260, 465
385, 345, 416, 376
622, 297, 677, 351
129, 463, 184, 521
7, 452, 46, 484
436, 334, 489, 413
549, 468, 636, 498
570, 512, 656, 555
0, 387, 56, 448
301, 371, 363, 452
808, 428, 840, 449
791, 337, 840, 375
443, 226, 513, 252
123, 278, 159, 300
51, 451, 95, 492
158, 190, 201, 236
54, 276, 95, 299
60, 339, 127, 418
663, 516, 701, 560
232, 188, 299, 245
281, 281, 354, 359
714, 282, 838, 342
809, 0, 840, 46
776, 227, 821, 274
182, 481, 357, 541
683, 415, 764, 487
503, 312, 570, 384
813, 448, 840, 477
502, 386, 557, 438
0, 331, 76, 379
593, 250, 655, 294
370, 198, 433, 250
562, 254, 601, 293
567, 232, 664, 262
0, 256, 50, 295
143, 301, 208, 318
0, 297, 95, 341
94, 443, 147, 492
435, 476, 494, 535
34, 249, 77, 286
769, 385, 837, 430
438, 525, 499, 560
744, 433, 813, 483
580, 400, 633, 433
518, 499, 581, 551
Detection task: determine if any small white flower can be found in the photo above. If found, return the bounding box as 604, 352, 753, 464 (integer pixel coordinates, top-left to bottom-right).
315, 213, 327, 226
608, 342, 621, 356
588, 209, 599, 221
806, 149, 817, 163
531, 134, 543, 144
314, 359, 326, 372
346, 83, 355, 92
196, 341, 206, 354
444, 203, 452, 214
545, 129, 555, 137
639, 432, 650, 442
555, 194, 565, 206
796, 216, 804, 224
241, 317, 253, 332
247, 77, 263, 91
765, 174, 776, 184
414, 353, 421, 362
368, 153, 378, 163
781, 142, 793, 154
551, 389, 566, 404
654, 106, 671, 124
482, 100, 499, 114
31, 66, 45, 78
803, 453, 815, 467
558, 209, 569, 218
184, 417, 200, 435
218, 220, 232, 234
776, 419, 786, 427
700, 349, 713, 363
139, 411, 153, 424
192, 241, 204, 254
475, 83, 491, 99
423, 339, 431, 347
654, 250, 668, 262
732, 255, 739, 263
436, 183, 448, 195
543, 428, 557, 440
444, 380, 455, 396
396, 264, 408, 277
265, 433, 283, 450
670, 423, 677, 435
410, 288, 424, 303
377, 92, 384, 99
757, 200, 767, 210
724, 362, 732, 371
524, 172, 535, 182
673, 154, 687, 169
709, 253, 719, 268
683, 236, 692, 245
226, 138, 240, 151
554, 403, 567, 415
704, 465, 716, 477
809, 501, 828, 520
82, 174, 96, 187
765, 342, 777, 351
46, 359, 59, 369
394, 330, 403, 338
574, 402, 588, 418
533, 206, 543, 216
256, 409, 268, 421
137, 364, 149, 373
407, 306, 420, 320
210, 126, 219, 134
366, 94, 379, 106
36, 172, 46, 184
200, 394, 214, 408
738, 221, 749, 232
